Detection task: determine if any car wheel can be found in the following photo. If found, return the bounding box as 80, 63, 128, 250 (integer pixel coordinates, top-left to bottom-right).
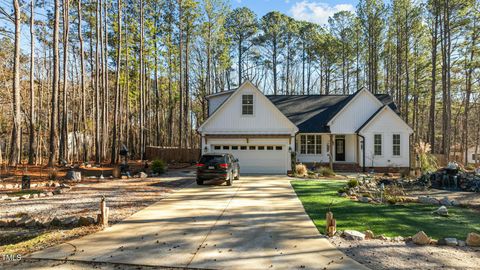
196, 179, 203, 185
226, 172, 232, 186
234, 170, 240, 180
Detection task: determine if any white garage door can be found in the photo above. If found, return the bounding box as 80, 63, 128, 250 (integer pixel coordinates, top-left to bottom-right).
211, 144, 288, 174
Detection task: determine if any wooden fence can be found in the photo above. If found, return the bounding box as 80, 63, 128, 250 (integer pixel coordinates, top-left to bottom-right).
145, 146, 201, 163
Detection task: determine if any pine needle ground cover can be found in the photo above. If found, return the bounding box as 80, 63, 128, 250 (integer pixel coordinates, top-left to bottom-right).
291, 180, 480, 239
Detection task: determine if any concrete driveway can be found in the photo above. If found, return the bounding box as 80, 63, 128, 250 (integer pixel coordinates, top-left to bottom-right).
28, 176, 367, 270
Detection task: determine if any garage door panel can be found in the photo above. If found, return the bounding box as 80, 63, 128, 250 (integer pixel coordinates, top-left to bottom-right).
208, 141, 288, 174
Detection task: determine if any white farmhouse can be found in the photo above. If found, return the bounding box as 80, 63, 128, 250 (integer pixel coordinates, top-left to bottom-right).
198, 81, 413, 174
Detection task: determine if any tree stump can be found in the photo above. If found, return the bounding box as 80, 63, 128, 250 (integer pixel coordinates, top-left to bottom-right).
325, 211, 336, 237
98, 197, 109, 227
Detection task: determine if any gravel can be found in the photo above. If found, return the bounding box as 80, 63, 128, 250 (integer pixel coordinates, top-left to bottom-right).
330, 236, 480, 270
0, 169, 195, 224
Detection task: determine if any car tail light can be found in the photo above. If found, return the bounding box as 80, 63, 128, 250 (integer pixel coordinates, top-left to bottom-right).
196, 163, 205, 167
219, 163, 228, 168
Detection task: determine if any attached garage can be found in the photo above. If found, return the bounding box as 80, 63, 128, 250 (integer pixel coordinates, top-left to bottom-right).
198, 81, 299, 175
206, 137, 290, 174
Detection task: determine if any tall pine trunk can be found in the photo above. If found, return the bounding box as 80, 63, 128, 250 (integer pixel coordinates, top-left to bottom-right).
48, 0, 60, 167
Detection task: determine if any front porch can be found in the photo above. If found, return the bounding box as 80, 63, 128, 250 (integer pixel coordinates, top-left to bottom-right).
295, 133, 363, 171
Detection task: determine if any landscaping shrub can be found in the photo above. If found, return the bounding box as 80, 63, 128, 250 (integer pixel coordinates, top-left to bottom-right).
414, 141, 438, 173
151, 159, 166, 174
48, 169, 57, 180
295, 164, 307, 177
465, 164, 475, 171
316, 166, 335, 177
347, 179, 359, 188
384, 185, 405, 196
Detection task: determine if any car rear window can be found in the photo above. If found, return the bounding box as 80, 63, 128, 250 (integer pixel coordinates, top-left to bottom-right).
200, 155, 226, 164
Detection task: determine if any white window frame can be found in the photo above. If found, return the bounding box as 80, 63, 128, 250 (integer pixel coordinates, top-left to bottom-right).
392, 134, 401, 156
299, 134, 322, 155
241, 94, 254, 116
374, 134, 382, 156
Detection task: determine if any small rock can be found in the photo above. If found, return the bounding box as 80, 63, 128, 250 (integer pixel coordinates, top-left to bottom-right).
433, 206, 448, 216
50, 217, 62, 227
65, 170, 82, 181
38, 193, 46, 198
451, 200, 460, 206
31, 183, 38, 188
358, 196, 371, 203
418, 196, 439, 205
439, 196, 452, 206
61, 217, 79, 227
20, 195, 30, 200
6, 196, 19, 201
30, 193, 38, 199
53, 189, 63, 195
0, 220, 8, 227
77, 216, 94, 227
53, 183, 61, 187
444, 238, 458, 246
437, 238, 447, 245
458, 240, 466, 247
393, 236, 404, 242
139, 172, 148, 179
377, 235, 389, 241
45, 192, 54, 197
412, 231, 431, 245
339, 192, 347, 197
343, 230, 365, 240
25, 218, 38, 228
365, 230, 374, 240
466, 232, 480, 247
17, 215, 32, 226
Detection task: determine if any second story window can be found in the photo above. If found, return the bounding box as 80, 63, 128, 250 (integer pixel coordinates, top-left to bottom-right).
242, 94, 254, 115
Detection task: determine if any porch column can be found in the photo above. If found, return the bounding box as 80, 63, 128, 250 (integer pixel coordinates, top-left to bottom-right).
329, 134, 334, 170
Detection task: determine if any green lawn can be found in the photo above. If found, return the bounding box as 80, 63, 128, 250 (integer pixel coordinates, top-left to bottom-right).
292, 180, 480, 239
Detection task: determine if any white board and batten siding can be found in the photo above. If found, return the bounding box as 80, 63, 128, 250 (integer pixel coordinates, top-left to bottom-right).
359, 107, 413, 167
328, 90, 383, 134
199, 81, 298, 174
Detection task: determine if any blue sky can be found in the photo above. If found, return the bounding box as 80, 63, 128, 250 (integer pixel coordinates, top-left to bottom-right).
230, 0, 358, 25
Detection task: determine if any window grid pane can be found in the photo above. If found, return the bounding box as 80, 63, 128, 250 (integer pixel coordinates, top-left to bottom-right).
393, 134, 400, 156
374, 134, 382, 156
242, 95, 254, 115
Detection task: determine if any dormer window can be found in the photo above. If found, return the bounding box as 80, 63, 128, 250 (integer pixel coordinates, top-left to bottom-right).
242, 94, 254, 115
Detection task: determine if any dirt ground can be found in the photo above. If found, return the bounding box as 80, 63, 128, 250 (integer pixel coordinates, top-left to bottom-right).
0, 167, 195, 256
408, 188, 480, 208
330, 236, 480, 270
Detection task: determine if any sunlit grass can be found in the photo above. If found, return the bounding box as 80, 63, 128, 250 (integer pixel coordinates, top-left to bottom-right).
292, 180, 480, 239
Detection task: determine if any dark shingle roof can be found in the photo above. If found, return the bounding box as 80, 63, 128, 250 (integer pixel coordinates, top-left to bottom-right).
266, 93, 398, 133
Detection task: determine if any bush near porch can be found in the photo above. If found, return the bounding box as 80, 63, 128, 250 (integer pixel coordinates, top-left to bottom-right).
292, 180, 480, 239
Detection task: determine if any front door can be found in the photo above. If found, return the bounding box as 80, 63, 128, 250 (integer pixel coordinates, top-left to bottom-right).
335, 136, 345, 161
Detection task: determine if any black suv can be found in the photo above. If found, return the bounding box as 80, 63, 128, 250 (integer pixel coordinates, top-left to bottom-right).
196, 153, 240, 186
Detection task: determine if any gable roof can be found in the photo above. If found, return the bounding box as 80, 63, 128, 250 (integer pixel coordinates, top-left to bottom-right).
266, 93, 398, 133
198, 80, 298, 133
355, 104, 413, 134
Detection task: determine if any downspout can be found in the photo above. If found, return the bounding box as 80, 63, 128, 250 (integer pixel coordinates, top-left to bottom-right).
358, 133, 366, 172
